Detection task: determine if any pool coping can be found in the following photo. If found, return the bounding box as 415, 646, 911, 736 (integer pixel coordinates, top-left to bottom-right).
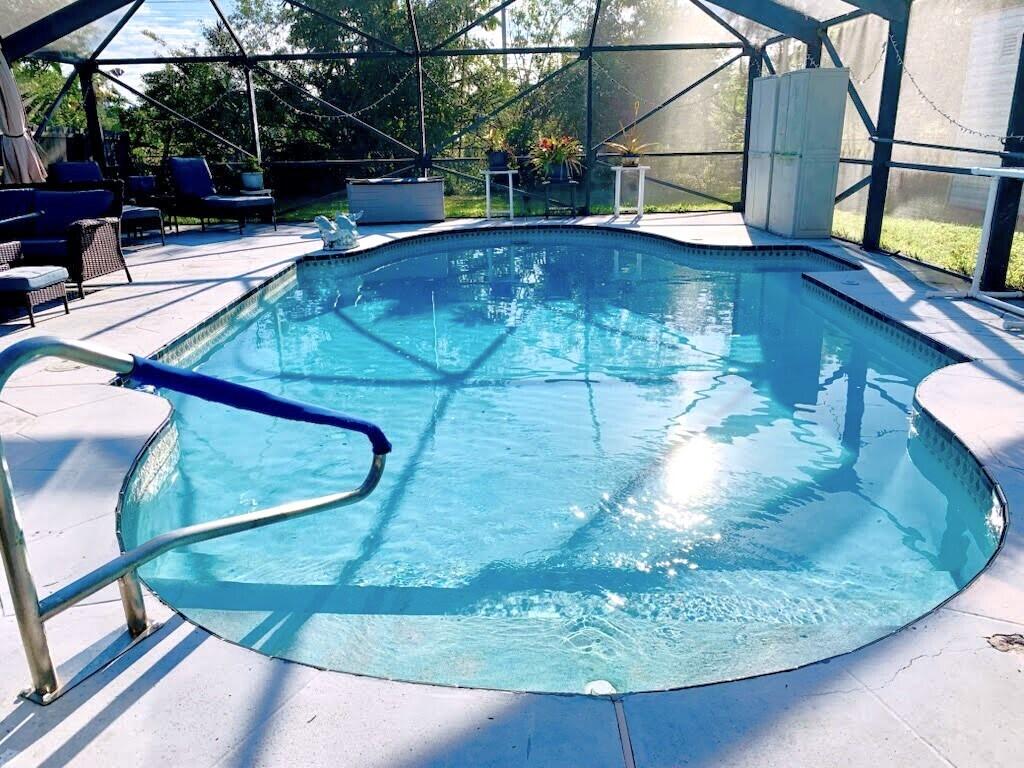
2, 214, 1023, 767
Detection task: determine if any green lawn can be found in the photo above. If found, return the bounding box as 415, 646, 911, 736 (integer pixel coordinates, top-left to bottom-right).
279, 193, 729, 222
832, 210, 1024, 289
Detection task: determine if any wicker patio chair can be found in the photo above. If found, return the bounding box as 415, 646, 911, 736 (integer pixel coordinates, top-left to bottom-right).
67, 217, 133, 298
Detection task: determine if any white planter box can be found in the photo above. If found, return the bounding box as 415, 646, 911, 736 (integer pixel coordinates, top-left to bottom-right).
347, 177, 445, 224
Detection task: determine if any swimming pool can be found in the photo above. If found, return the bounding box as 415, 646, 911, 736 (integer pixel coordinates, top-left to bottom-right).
120, 228, 1001, 694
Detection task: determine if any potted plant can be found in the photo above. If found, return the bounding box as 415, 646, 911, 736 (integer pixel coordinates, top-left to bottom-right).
604, 102, 657, 167
483, 126, 512, 171
240, 156, 264, 191
529, 134, 583, 182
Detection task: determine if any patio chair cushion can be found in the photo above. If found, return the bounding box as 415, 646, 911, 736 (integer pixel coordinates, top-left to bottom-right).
168, 157, 217, 199
48, 161, 104, 185
122, 205, 162, 221
20, 238, 69, 261
202, 194, 275, 210
127, 175, 157, 200
0, 266, 69, 292
35, 190, 117, 233
0, 189, 38, 237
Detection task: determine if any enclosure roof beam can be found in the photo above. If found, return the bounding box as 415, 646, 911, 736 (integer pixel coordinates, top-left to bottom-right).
841, 1, 909, 22
595, 52, 744, 150
89, 0, 146, 61
694, 0, 821, 44
432, 58, 582, 155
31, 67, 78, 140
835, 173, 872, 204
688, 0, 753, 49
253, 64, 419, 155
821, 9, 871, 28
431, 0, 517, 53
280, 0, 410, 56
97, 67, 256, 158
405, 0, 428, 169
93, 41, 743, 67
209, 0, 246, 57
3, 0, 137, 62
820, 32, 876, 135
587, 0, 603, 48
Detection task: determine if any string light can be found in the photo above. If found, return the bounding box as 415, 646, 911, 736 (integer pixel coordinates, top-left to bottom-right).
887, 30, 1024, 144
254, 67, 415, 122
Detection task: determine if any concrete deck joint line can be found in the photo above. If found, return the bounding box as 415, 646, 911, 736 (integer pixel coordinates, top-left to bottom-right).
845, 667, 959, 768
613, 698, 636, 768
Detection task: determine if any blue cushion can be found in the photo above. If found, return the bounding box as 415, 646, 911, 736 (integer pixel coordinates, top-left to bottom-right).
0, 266, 69, 292
128, 175, 157, 198
0, 189, 39, 237
21, 238, 69, 261
35, 190, 116, 233
203, 195, 275, 210
168, 157, 217, 199
122, 205, 162, 221
49, 161, 104, 184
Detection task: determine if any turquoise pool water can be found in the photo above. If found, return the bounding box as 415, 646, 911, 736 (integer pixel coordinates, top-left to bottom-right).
121, 230, 1000, 693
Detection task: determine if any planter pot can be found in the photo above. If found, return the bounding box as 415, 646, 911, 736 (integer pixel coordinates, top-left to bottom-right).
486, 150, 511, 171
241, 171, 264, 191
620, 154, 640, 168
546, 163, 573, 183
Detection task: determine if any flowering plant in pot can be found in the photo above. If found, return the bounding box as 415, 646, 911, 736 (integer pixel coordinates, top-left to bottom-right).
240, 155, 264, 191
483, 126, 513, 171
528, 134, 583, 181
604, 102, 657, 167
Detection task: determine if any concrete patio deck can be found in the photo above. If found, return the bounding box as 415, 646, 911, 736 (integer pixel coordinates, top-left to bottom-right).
0, 213, 1021, 767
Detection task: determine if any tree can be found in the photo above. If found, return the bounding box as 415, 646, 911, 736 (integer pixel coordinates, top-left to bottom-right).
13, 60, 86, 132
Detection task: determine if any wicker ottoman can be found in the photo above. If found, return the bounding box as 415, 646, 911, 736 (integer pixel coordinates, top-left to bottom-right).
122, 205, 165, 245
0, 242, 70, 327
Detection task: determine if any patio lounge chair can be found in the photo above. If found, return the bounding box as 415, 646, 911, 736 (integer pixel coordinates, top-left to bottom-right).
49, 161, 166, 245
167, 157, 276, 234
0, 185, 132, 298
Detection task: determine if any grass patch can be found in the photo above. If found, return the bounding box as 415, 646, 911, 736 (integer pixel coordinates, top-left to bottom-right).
280, 193, 729, 223
833, 210, 1024, 289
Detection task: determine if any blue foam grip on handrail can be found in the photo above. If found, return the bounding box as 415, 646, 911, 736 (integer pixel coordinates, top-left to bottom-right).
129, 355, 392, 454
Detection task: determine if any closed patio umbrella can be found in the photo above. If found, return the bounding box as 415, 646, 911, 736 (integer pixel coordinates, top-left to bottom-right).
0, 43, 47, 184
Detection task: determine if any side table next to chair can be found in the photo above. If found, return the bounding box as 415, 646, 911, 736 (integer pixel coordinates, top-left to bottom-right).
483, 169, 518, 220
612, 165, 649, 217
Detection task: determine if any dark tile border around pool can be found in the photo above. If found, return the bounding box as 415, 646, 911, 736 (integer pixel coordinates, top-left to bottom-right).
802, 274, 970, 365
304, 223, 862, 272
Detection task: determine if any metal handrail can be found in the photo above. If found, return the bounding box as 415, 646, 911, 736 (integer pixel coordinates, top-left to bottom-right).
0, 337, 388, 704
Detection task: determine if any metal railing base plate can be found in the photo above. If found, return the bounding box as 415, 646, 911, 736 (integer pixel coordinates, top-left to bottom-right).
19, 621, 164, 706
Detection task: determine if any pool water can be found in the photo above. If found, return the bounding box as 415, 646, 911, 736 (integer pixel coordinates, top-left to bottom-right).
121, 230, 1000, 693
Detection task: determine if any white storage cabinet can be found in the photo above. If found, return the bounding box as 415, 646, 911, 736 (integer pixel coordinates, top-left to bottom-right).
744, 67, 849, 239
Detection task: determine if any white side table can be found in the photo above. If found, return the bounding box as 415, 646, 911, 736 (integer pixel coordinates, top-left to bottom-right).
484, 169, 518, 219
612, 165, 650, 216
